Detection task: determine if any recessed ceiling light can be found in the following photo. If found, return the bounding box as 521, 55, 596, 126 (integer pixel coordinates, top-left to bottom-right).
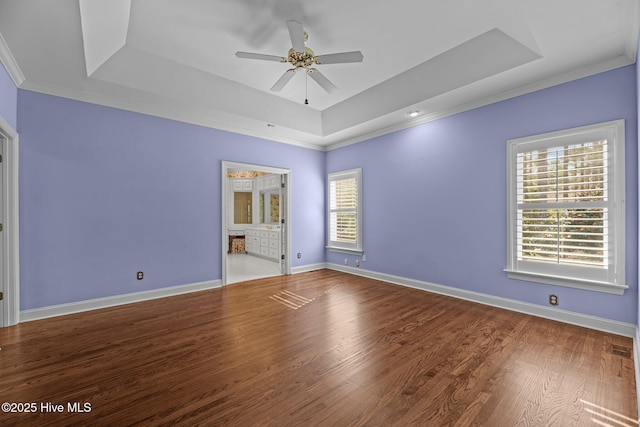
407, 111, 420, 118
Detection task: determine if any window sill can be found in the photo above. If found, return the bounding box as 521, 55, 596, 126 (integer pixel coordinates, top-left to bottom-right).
504, 269, 627, 295
326, 246, 364, 256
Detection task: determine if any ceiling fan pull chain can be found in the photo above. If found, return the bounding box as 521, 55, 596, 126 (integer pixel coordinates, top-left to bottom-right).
305, 71, 309, 105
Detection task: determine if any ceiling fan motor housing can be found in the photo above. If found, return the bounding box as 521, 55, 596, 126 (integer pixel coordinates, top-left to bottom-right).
287, 47, 316, 69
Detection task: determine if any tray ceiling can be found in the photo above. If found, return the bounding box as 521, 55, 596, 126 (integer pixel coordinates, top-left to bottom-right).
0, 0, 637, 149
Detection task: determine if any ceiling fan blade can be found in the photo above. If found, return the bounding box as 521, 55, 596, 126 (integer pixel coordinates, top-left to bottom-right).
307, 68, 338, 93
271, 69, 296, 92
315, 51, 364, 64
287, 20, 305, 52
235, 51, 286, 62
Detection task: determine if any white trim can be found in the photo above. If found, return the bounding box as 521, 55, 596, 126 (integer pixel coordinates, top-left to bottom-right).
327, 168, 363, 253
634, 328, 640, 416
326, 57, 633, 152
0, 116, 19, 327
291, 263, 328, 274
326, 263, 636, 337
0, 32, 25, 86
14, 56, 632, 152
20, 279, 221, 323
326, 246, 364, 255
625, 0, 640, 62
16, 261, 636, 342
221, 161, 292, 286
18, 264, 330, 322
20, 83, 326, 151
505, 119, 626, 294
504, 269, 627, 295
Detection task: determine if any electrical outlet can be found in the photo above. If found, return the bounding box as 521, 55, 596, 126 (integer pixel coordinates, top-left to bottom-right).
137, 271, 144, 280
355, 260, 360, 267
362, 254, 366, 262
549, 294, 558, 306
344, 258, 348, 265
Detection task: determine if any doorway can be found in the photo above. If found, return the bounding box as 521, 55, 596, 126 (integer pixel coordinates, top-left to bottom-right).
0, 116, 19, 327
221, 161, 291, 286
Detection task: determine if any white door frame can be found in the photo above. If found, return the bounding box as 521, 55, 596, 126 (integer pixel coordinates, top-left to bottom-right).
221, 161, 291, 286
0, 115, 20, 327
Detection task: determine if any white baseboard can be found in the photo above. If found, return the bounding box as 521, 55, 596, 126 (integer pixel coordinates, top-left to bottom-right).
292, 262, 328, 274
20, 262, 327, 322
635, 330, 640, 415
19, 263, 636, 338
20, 264, 329, 323
326, 263, 637, 338
20, 279, 222, 322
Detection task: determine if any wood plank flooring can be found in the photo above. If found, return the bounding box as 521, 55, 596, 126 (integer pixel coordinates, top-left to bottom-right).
0, 269, 636, 426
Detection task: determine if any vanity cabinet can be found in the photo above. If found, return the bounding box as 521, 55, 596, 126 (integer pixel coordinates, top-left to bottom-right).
245, 228, 280, 261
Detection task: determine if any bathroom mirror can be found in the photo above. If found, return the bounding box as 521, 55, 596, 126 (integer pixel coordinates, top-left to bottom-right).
233, 192, 252, 224
259, 190, 280, 224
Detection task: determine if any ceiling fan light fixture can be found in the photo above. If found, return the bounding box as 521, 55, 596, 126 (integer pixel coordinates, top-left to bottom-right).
287, 47, 316, 68
235, 20, 363, 96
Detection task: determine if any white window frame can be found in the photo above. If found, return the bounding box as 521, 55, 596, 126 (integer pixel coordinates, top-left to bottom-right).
505, 120, 626, 295
327, 168, 363, 254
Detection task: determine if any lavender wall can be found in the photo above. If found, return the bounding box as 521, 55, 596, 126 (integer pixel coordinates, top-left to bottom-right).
14, 64, 639, 323
0, 61, 17, 130
17, 90, 325, 310
327, 65, 638, 324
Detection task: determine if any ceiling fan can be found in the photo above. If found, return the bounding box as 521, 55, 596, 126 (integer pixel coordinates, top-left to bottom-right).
235, 20, 363, 100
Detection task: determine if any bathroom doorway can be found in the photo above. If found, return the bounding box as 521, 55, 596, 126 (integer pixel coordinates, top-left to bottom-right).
221, 161, 291, 285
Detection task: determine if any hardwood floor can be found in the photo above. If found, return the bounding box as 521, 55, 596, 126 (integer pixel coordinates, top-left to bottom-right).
0, 269, 636, 426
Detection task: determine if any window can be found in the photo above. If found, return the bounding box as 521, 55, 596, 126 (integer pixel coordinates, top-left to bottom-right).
505, 120, 626, 294
327, 168, 362, 254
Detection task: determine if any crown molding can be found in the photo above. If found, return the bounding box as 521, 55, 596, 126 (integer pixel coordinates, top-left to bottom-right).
326, 55, 634, 151
0, 32, 25, 87
625, 0, 640, 62
19, 80, 327, 152
13, 51, 634, 154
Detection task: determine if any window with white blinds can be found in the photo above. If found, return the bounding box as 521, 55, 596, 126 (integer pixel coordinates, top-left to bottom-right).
506, 120, 626, 294
327, 168, 362, 253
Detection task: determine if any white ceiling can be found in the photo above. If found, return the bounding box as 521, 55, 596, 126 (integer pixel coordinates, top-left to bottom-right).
0, 0, 638, 150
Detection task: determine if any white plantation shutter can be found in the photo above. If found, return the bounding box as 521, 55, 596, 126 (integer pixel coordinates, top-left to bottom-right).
328, 169, 362, 252
506, 121, 626, 294
517, 141, 608, 268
